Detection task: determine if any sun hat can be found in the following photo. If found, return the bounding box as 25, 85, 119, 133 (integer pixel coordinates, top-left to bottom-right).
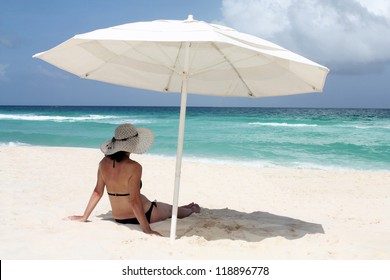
100, 124, 154, 155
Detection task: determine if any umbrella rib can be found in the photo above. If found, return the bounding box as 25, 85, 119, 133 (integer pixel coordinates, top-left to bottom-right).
123, 42, 185, 92
164, 42, 183, 92
126, 42, 183, 75
265, 54, 325, 92
190, 55, 254, 77
211, 43, 254, 97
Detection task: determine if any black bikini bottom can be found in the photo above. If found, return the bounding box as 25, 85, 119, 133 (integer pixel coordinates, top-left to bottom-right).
115, 201, 157, 225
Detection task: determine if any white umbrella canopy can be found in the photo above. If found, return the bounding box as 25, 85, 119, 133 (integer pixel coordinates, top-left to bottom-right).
33, 15, 329, 240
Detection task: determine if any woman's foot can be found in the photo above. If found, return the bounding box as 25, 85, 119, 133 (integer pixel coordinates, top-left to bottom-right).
183, 202, 201, 213
189, 203, 201, 213
178, 202, 201, 218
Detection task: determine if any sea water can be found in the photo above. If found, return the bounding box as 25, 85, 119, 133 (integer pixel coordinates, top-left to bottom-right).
1, 106, 389, 171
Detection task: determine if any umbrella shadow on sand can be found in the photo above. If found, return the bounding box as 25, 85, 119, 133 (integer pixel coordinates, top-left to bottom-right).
177, 208, 324, 242
98, 208, 324, 242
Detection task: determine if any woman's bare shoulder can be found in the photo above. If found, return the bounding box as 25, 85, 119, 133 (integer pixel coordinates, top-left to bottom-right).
126, 159, 142, 172
99, 156, 111, 168
98, 156, 142, 174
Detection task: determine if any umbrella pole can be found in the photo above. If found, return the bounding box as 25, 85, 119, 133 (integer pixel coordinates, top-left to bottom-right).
170, 42, 190, 241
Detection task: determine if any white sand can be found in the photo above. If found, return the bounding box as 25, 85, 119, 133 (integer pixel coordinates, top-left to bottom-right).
0, 145, 389, 259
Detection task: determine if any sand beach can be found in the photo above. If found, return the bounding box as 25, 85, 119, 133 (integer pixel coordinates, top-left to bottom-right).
0, 145, 389, 260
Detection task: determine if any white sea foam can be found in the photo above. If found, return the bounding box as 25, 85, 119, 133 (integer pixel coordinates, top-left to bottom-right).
172, 154, 385, 171
103, 118, 154, 125
0, 113, 118, 123
0, 113, 112, 122
248, 122, 318, 127
0, 113, 154, 125
337, 124, 390, 130
0, 141, 30, 147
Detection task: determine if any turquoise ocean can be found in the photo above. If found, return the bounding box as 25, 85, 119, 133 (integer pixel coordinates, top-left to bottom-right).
1, 106, 389, 171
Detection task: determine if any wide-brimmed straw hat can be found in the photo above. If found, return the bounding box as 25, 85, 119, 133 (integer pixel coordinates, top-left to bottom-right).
100, 124, 154, 155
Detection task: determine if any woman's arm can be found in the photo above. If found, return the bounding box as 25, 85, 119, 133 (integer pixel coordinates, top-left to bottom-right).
68, 164, 105, 222
129, 163, 161, 236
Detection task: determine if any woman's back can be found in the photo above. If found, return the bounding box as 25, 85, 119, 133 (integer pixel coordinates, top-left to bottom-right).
99, 156, 138, 194
99, 156, 147, 219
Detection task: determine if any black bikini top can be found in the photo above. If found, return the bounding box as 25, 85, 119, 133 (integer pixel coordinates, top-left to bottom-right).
107, 180, 142, 197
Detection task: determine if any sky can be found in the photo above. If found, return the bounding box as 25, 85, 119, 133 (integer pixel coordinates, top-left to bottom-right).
0, 0, 389, 108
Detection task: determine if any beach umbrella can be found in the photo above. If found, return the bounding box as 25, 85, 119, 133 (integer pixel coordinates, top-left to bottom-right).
33, 15, 329, 240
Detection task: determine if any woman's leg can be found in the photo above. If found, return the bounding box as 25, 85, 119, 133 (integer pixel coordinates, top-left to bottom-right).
150, 201, 200, 223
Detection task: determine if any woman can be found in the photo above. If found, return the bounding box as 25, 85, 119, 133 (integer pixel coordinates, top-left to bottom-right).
68, 123, 200, 236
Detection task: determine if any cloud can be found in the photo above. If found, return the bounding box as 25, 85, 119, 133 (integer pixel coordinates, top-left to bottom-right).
219, 0, 390, 74
36, 65, 70, 80
0, 64, 9, 81
0, 34, 16, 48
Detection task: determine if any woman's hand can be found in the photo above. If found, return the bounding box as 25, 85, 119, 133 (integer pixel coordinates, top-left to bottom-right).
144, 229, 163, 237
67, 215, 87, 222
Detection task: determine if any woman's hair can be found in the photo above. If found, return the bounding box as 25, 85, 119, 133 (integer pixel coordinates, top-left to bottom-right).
107, 151, 128, 163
